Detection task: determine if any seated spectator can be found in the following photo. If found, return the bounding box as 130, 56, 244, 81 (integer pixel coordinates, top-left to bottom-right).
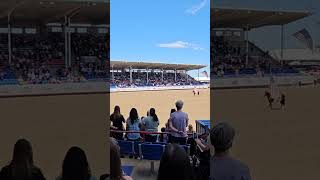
187, 124, 195, 138
0, 139, 46, 180
101, 137, 133, 180
56, 146, 96, 180
159, 127, 168, 143
166, 108, 176, 142
169, 100, 188, 145
209, 122, 251, 180
157, 143, 195, 180
126, 108, 141, 141
142, 108, 159, 142
110, 106, 125, 140
194, 130, 210, 180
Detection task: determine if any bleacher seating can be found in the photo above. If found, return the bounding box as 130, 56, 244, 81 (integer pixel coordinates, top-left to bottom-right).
117, 140, 135, 157
139, 143, 166, 174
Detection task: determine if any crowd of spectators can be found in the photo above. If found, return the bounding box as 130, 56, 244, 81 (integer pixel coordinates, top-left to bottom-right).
0, 31, 108, 84
112, 71, 201, 88
110, 100, 251, 180
212, 36, 281, 77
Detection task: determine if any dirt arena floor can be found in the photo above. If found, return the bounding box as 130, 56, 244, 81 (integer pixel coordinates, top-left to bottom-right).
212, 85, 320, 180
110, 88, 210, 130
110, 88, 210, 180
0, 94, 109, 179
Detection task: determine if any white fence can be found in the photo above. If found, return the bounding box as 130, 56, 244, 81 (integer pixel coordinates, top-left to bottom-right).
212, 75, 314, 89
110, 84, 209, 92
0, 82, 107, 97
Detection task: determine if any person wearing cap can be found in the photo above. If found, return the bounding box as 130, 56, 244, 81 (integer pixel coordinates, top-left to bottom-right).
209, 122, 251, 180
168, 100, 189, 145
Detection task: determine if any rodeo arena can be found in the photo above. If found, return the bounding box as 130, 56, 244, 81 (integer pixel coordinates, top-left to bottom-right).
109, 60, 210, 180
211, 6, 320, 180
0, 0, 110, 180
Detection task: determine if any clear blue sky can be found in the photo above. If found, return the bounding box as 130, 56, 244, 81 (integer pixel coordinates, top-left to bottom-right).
214, 0, 320, 51
110, 0, 210, 77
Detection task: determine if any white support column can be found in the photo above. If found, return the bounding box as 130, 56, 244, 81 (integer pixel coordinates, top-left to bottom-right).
186, 70, 189, 83
280, 24, 284, 67
64, 16, 68, 68
146, 68, 149, 84
68, 17, 72, 67
111, 65, 114, 82
174, 69, 177, 82
161, 69, 164, 82
8, 13, 12, 65
129, 67, 133, 84
245, 25, 249, 67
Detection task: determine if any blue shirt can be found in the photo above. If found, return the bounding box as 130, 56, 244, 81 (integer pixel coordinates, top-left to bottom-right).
210, 156, 251, 180
143, 116, 159, 136
170, 111, 188, 138
126, 118, 141, 140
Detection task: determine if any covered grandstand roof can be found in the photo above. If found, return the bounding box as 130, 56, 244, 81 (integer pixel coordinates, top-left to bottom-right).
110, 61, 206, 71
0, 0, 109, 25
270, 49, 320, 61
212, 7, 311, 29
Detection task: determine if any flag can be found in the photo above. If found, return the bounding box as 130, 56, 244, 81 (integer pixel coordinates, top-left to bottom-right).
292, 28, 313, 51
201, 70, 208, 78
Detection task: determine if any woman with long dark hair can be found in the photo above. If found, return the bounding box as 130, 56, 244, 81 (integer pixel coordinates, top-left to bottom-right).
157, 144, 195, 180
101, 138, 132, 180
56, 146, 96, 180
126, 108, 141, 141
142, 108, 159, 142
110, 105, 125, 140
0, 139, 46, 180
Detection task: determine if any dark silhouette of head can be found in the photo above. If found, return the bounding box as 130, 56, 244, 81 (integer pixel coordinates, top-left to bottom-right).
170, 108, 176, 114
210, 122, 235, 154
62, 146, 91, 180
149, 108, 158, 122
110, 138, 123, 180
129, 108, 139, 125
10, 139, 34, 179
157, 144, 194, 180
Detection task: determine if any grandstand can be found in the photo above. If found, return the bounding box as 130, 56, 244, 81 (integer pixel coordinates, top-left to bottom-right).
0, 0, 109, 86
211, 8, 311, 77
110, 60, 208, 91
211, 7, 315, 88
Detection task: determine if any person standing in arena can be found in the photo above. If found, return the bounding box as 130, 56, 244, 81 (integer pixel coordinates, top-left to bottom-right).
169, 100, 189, 145
280, 93, 286, 109
209, 122, 251, 180
264, 90, 274, 109
110, 106, 125, 140
143, 108, 160, 142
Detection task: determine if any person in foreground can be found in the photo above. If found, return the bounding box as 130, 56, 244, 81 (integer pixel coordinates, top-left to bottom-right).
168, 100, 189, 145
157, 143, 195, 180
210, 122, 251, 180
101, 137, 132, 180
0, 139, 46, 180
56, 146, 96, 180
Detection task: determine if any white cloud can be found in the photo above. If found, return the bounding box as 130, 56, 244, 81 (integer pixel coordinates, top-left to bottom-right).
186, 0, 207, 15
157, 41, 204, 51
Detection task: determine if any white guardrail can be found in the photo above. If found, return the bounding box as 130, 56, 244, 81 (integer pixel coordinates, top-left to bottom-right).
212, 75, 314, 88
0, 82, 108, 97
110, 84, 209, 92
